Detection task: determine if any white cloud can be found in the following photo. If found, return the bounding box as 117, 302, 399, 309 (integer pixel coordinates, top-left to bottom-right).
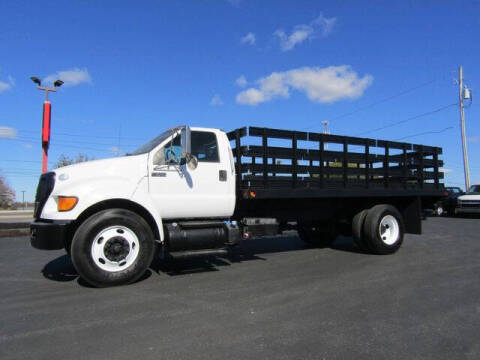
440, 168, 453, 174
468, 136, 479, 143
23, 143, 33, 149
235, 75, 248, 87
44, 68, 92, 87
313, 13, 337, 36
274, 14, 337, 51
0, 75, 15, 93
7, 75, 15, 86
241, 32, 256, 45
210, 94, 224, 106
109, 146, 122, 156
0, 126, 17, 138
236, 65, 373, 106
0, 81, 10, 93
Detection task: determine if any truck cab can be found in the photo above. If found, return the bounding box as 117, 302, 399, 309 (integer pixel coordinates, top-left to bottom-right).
31, 126, 239, 287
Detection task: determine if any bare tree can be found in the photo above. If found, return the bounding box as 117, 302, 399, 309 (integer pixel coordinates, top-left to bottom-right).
54, 153, 94, 169
0, 174, 16, 209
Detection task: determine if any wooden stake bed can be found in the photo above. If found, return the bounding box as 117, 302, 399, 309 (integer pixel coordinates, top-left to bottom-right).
227, 127, 444, 200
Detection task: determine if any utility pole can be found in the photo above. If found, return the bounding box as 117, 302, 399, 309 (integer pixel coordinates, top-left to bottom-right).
458, 66, 470, 191
21, 190, 26, 210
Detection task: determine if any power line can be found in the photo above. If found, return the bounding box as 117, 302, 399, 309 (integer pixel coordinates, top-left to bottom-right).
2, 137, 115, 153
355, 102, 457, 136
0, 166, 44, 171
0, 159, 45, 163
7, 134, 139, 147
1, 174, 40, 178
394, 126, 454, 141
301, 77, 442, 130
17, 129, 147, 141
2, 171, 40, 176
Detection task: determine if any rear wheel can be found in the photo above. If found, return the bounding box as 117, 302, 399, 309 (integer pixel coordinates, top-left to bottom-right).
363, 204, 404, 255
297, 222, 337, 247
352, 209, 370, 252
71, 209, 155, 287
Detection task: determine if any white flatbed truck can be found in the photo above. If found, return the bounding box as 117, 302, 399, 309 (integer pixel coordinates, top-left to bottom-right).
31, 126, 444, 287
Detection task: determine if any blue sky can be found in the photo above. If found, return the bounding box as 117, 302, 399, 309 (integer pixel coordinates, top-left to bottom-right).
1, 0, 479, 201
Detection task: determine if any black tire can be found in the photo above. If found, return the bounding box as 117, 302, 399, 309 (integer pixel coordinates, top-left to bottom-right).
363, 204, 404, 255
71, 208, 155, 287
352, 209, 369, 252
64, 242, 72, 256
297, 222, 337, 248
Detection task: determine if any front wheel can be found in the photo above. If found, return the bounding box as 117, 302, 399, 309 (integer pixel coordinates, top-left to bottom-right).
71, 209, 155, 287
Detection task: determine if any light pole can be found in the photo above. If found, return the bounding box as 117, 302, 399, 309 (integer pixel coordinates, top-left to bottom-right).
21, 190, 26, 210
30, 77, 64, 173
322, 120, 330, 150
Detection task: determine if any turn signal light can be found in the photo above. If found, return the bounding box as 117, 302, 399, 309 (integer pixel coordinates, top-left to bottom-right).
58, 196, 78, 212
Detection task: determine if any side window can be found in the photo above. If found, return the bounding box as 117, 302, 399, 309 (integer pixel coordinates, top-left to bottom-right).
191, 131, 219, 162
153, 135, 181, 165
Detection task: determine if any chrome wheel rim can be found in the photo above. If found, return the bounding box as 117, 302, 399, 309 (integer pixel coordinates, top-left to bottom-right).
91, 226, 140, 272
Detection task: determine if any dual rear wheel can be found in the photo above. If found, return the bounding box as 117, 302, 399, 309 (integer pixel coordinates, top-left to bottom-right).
352, 204, 404, 254
298, 204, 404, 254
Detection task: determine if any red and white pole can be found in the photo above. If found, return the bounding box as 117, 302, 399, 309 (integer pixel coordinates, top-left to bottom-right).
31, 77, 63, 173
41, 101, 52, 173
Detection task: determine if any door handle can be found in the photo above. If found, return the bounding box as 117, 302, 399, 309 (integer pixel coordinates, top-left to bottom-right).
219, 170, 227, 182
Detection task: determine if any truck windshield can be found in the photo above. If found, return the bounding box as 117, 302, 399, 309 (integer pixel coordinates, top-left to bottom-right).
466, 185, 480, 194
128, 126, 182, 156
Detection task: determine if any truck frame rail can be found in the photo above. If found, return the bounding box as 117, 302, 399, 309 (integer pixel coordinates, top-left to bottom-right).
227, 126, 444, 199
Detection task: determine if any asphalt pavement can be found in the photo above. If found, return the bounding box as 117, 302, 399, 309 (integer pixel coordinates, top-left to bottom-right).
1, 217, 479, 360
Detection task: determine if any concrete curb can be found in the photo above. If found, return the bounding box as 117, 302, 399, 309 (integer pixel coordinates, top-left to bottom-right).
0, 222, 31, 230
0, 228, 30, 238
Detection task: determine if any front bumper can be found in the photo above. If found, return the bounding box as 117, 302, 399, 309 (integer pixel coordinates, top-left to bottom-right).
30, 220, 72, 250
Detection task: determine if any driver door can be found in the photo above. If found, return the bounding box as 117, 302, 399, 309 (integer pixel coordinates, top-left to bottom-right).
148, 130, 233, 219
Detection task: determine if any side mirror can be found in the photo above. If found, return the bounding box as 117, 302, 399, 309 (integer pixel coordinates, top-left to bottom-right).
180, 126, 198, 170
181, 126, 191, 157
185, 153, 198, 170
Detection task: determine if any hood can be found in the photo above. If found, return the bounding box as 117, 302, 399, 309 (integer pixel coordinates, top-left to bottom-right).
458, 194, 480, 201
53, 154, 148, 185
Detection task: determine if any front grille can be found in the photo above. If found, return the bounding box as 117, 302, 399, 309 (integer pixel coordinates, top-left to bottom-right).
459, 203, 480, 208
459, 200, 480, 205
34, 172, 56, 219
